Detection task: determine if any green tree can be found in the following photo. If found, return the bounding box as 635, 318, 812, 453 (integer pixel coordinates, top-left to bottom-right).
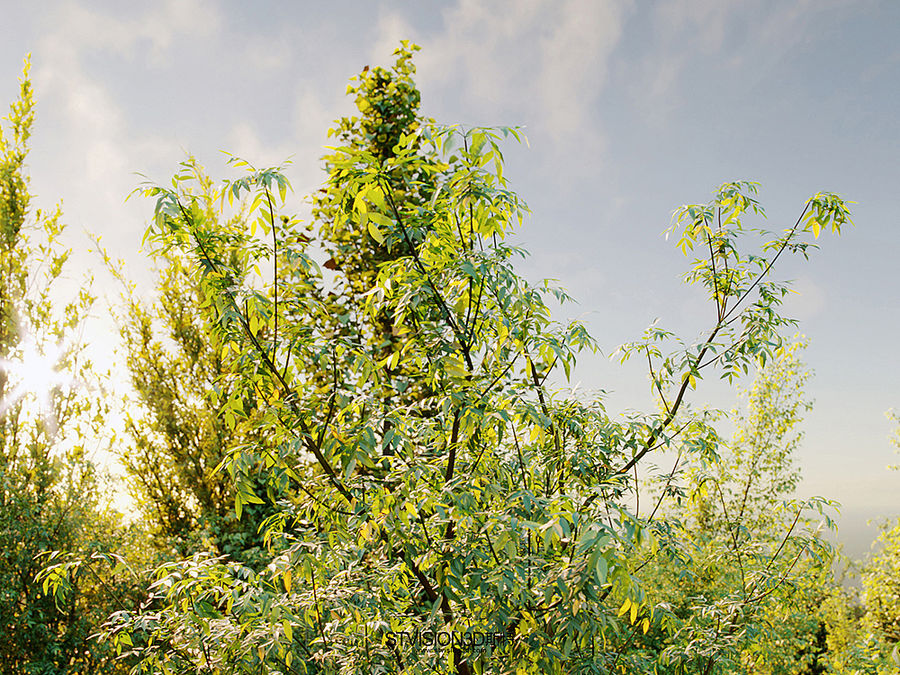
109, 161, 281, 568
53, 44, 851, 675
829, 413, 900, 673
0, 59, 141, 674
620, 339, 837, 674
313, 42, 444, 417
862, 523, 900, 643
810, 413, 900, 675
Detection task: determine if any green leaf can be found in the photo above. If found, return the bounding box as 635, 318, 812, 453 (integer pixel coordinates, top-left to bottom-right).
595, 554, 608, 584
367, 219, 384, 244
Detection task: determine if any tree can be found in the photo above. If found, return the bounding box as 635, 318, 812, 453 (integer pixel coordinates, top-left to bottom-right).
313, 42, 444, 415
830, 413, 900, 673
0, 59, 142, 674
862, 524, 900, 642
864, 410, 900, 646
109, 161, 281, 568
630, 339, 837, 674
808, 413, 900, 675
818, 528, 900, 675
50, 44, 852, 675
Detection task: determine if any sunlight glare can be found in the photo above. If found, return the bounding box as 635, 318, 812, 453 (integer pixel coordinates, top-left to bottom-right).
0, 338, 73, 418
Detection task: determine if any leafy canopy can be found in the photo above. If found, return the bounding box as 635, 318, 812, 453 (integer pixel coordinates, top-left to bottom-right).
42, 44, 854, 675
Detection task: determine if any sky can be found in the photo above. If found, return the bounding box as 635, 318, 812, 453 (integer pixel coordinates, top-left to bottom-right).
1, 0, 898, 560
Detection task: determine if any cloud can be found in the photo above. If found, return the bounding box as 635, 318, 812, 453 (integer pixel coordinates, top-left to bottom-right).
621, 0, 736, 126
40, 0, 220, 65
291, 84, 345, 192
654, 0, 732, 55
627, 0, 859, 124
374, 0, 630, 147
243, 33, 293, 73
537, 0, 627, 138
369, 11, 418, 66
28, 0, 223, 279
225, 120, 299, 178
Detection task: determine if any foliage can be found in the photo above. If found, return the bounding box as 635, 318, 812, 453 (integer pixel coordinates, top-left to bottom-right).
44, 44, 854, 675
819, 583, 900, 675
627, 340, 836, 674
313, 42, 443, 412
805, 414, 900, 675
830, 412, 900, 673
108, 163, 280, 567
816, 412, 900, 674
0, 59, 143, 674
861, 523, 900, 648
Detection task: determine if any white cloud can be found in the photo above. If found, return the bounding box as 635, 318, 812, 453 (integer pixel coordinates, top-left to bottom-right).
621, 0, 735, 125
17, 1, 224, 449
628, 0, 854, 122
41, 0, 220, 65
244, 33, 293, 73
370, 11, 418, 66
538, 0, 628, 138
225, 121, 297, 174
418, 0, 546, 109
291, 84, 344, 192
654, 0, 731, 55
27, 0, 222, 277
223, 83, 344, 223
374, 0, 630, 148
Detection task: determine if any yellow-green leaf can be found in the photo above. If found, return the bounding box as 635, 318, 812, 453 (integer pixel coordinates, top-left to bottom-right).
444, 355, 468, 378
367, 219, 384, 244
811, 219, 821, 238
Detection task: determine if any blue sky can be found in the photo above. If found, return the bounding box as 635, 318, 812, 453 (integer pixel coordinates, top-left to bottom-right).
2, 0, 898, 558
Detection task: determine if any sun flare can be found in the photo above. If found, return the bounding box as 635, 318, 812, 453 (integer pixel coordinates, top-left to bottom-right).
0, 338, 73, 418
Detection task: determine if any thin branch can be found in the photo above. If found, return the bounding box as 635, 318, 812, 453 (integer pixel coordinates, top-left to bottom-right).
315, 345, 339, 450
633, 458, 640, 519
614, 323, 722, 478
175, 198, 353, 504
645, 447, 682, 525
465, 275, 486, 345
747, 505, 803, 602
718, 207, 730, 315
310, 568, 328, 652
511, 424, 529, 492
476, 352, 519, 403
608, 619, 642, 673
706, 227, 722, 322
722, 204, 810, 324
381, 177, 472, 371
746, 539, 807, 605
696, 325, 752, 371
264, 186, 279, 372
527, 356, 563, 493
712, 479, 747, 598
647, 348, 670, 415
